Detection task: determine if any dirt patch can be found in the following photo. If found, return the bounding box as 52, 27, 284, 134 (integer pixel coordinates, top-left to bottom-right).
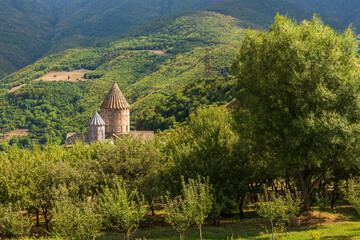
7, 84, 27, 93
298, 211, 341, 226
35, 69, 91, 82
7, 69, 91, 93
0, 129, 30, 142
147, 50, 169, 56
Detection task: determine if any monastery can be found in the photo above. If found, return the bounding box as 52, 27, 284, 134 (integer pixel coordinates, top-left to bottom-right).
66, 81, 154, 145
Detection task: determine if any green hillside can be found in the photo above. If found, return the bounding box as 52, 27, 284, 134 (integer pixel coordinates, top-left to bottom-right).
136, 76, 238, 131
207, 0, 344, 30
0, 11, 246, 146
0, 0, 346, 79
0, 0, 226, 78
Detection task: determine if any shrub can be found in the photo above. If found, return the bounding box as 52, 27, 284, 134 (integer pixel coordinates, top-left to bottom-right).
53, 198, 101, 240
0, 203, 31, 239
98, 180, 148, 240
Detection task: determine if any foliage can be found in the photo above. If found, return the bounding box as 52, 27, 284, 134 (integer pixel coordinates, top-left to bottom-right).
98, 180, 148, 240
0, 11, 245, 145
53, 198, 101, 240
136, 77, 237, 131
343, 179, 360, 215
231, 14, 360, 211
309, 230, 321, 240
160, 105, 246, 224
181, 177, 213, 240
0, 203, 31, 239
162, 194, 192, 240
257, 190, 301, 240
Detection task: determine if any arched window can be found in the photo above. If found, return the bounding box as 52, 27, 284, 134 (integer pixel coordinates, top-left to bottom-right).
112, 126, 115, 132
120, 126, 122, 132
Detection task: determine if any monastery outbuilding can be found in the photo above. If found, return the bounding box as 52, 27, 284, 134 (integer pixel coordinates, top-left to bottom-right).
66, 81, 154, 146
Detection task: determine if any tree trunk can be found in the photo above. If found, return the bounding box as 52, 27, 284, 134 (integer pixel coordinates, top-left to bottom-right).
270, 219, 275, 240
213, 214, 219, 226
36, 209, 40, 227
331, 183, 339, 209
298, 170, 312, 211
150, 205, 155, 216
199, 225, 202, 240
238, 194, 246, 219
179, 231, 183, 240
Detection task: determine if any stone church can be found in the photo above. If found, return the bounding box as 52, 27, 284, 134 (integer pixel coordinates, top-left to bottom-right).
66, 81, 154, 145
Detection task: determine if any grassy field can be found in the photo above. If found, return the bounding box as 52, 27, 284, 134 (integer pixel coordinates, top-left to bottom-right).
97, 206, 360, 240
24, 203, 360, 240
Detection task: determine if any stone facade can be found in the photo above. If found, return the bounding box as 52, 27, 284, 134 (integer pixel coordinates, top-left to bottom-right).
66, 81, 154, 146
101, 108, 130, 138
87, 111, 106, 143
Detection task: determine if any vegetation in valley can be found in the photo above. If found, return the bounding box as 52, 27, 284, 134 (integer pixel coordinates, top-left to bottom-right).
1, 9, 360, 240
0, 11, 246, 145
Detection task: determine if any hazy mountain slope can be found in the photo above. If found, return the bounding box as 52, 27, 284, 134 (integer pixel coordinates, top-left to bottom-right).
207, 0, 344, 30
0, 1, 54, 77
284, 0, 360, 30
0, 0, 226, 78
0, 0, 344, 80
0, 11, 246, 144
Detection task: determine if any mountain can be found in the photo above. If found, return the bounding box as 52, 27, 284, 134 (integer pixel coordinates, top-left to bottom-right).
0, 11, 246, 145
0, 0, 226, 78
0, 0, 345, 79
206, 0, 344, 30
283, 0, 360, 30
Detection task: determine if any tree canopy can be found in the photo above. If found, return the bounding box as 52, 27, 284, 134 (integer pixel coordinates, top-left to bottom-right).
231, 14, 360, 210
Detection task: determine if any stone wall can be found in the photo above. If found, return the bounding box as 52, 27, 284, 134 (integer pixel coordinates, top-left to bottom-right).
88, 125, 105, 143
66, 133, 88, 146
101, 109, 130, 138
128, 131, 155, 141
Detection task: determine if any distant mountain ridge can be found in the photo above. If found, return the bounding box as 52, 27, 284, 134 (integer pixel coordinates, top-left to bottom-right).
0, 0, 227, 78
0, 0, 347, 79
283, 0, 360, 30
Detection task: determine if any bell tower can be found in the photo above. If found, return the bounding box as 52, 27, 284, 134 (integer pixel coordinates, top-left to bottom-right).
100, 81, 130, 138
87, 111, 105, 143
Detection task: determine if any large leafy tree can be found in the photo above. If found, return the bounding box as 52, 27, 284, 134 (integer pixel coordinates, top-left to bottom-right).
231, 14, 360, 210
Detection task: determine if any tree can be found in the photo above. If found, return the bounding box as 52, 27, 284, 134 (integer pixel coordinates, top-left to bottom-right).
231, 14, 360, 211
53, 197, 101, 240
161, 105, 246, 224
98, 180, 148, 240
257, 190, 301, 240
162, 194, 192, 240
0, 203, 31, 239
343, 179, 360, 215
181, 177, 213, 240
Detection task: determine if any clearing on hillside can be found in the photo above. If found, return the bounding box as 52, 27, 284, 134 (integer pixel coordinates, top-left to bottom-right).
35, 69, 91, 82
7, 69, 91, 93
0, 129, 30, 142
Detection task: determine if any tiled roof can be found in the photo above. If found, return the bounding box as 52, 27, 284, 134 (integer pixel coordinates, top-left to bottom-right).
100, 81, 130, 110
89, 111, 105, 126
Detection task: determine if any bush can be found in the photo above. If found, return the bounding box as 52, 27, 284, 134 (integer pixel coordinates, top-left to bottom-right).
98, 180, 148, 240
53, 199, 101, 240
0, 203, 31, 239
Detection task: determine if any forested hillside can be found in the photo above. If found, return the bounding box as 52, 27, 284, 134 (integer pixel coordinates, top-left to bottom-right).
0, 0, 226, 78
0, 11, 245, 146
207, 0, 344, 30
0, 0, 346, 78
284, 0, 360, 30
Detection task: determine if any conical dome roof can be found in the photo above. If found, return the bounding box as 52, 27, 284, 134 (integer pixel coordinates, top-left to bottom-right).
89, 111, 105, 126
101, 81, 130, 110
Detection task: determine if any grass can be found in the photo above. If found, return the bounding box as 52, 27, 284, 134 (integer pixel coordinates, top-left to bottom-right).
22, 204, 360, 240
93, 204, 360, 240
